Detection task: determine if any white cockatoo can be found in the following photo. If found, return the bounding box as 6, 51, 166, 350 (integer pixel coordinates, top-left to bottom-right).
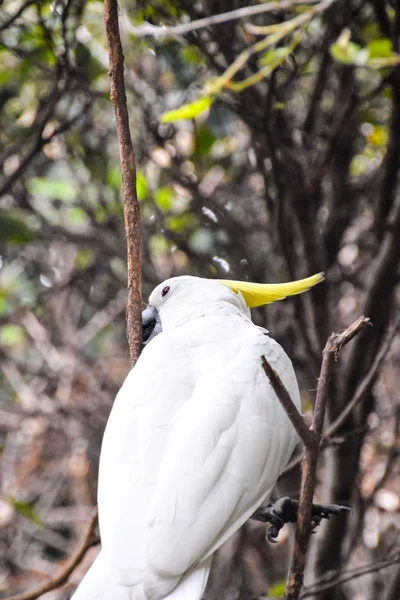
72, 273, 325, 600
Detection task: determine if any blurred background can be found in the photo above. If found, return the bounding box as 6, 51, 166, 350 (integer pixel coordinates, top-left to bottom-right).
0, 0, 399, 599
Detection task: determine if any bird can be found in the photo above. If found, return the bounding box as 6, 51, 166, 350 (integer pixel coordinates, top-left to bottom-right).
71, 272, 340, 600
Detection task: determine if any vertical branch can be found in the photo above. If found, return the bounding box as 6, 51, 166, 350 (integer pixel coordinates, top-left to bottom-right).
4, 8, 143, 600
104, 0, 142, 364
262, 316, 371, 600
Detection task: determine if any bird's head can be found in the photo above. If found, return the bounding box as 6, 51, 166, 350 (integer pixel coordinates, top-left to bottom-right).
141, 272, 324, 346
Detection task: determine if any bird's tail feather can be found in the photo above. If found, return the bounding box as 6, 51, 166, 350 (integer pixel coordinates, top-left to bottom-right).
71, 552, 211, 600
161, 557, 212, 600
70, 551, 133, 600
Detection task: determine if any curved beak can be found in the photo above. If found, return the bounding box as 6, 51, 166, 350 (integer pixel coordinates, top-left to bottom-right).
142, 306, 162, 346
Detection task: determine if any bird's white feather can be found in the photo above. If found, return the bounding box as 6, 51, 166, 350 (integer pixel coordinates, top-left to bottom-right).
144, 321, 298, 598
73, 277, 301, 600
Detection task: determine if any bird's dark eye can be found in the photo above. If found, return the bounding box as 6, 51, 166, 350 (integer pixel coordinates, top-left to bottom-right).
161, 286, 170, 298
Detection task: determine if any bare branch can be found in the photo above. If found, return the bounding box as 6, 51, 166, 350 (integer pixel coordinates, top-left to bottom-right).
284, 316, 370, 600
0, 101, 93, 199
75, 290, 128, 348
301, 553, 400, 598
325, 315, 371, 357
324, 315, 399, 439
283, 315, 397, 477
261, 356, 316, 448
5, 509, 99, 600
124, 0, 323, 38
263, 317, 371, 600
104, 0, 142, 365
0, 0, 36, 33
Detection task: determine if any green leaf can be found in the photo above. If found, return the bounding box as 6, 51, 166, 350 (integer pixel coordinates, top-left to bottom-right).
66, 207, 87, 224
107, 166, 122, 189
350, 155, 368, 176
268, 581, 286, 598
28, 177, 76, 202
182, 45, 203, 65
75, 249, 95, 269
259, 47, 291, 67
194, 126, 216, 157
161, 96, 213, 123
9, 498, 42, 526
368, 39, 393, 58
331, 31, 400, 69
362, 22, 381, 41
167, 213, 197, 233
155, 187, 173, 211
367, 125, 388, 146
0, 215, 37, 244
150, 234, 169, 254
137, 170, 148, 201
95, 204, 108, 223
0, 297, 7, 316
330, 40, 369, 66
0, 325, 25, 346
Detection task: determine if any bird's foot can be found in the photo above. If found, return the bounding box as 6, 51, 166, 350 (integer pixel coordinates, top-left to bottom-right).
252, 497, 350, 543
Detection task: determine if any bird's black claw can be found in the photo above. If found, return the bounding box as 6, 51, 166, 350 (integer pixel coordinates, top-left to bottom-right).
311, 502, 351, 520
267, 526, 280, 543
252, 497, 350, 544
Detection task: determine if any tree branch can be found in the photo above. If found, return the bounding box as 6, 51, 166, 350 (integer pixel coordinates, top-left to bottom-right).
124, 0, 323, 38
301, 553, 400, 598
324, 315, 399, 439
262, 316, 371, 600
261, 356, 316, 448
104, 0, 142, 365
5, 509, 99, 600
0, 0, 37, 33
5, 4, 144, 598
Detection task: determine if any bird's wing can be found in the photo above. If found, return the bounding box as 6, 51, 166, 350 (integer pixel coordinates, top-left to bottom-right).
98, 332, 197, 587
145, 328, 299, 599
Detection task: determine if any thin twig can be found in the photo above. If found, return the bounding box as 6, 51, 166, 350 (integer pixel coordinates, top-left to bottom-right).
326, 316, 372, 356
5, 509, 99, 600
104, 0, 142, 365
0, 101, 92, 199
261, 356, 316, 448
262, 316, 371, 600
324, 315, 399, 438
123, 0, 322, 38
0, 0, 36, 33
75, 290, 128, 348
282, 316, 397, 477
300, 553, 400, 597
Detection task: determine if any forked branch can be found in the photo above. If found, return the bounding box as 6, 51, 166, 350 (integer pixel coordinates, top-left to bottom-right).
261, 315, 371, 600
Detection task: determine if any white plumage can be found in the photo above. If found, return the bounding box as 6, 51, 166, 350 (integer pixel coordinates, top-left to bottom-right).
72, 276, 301, 600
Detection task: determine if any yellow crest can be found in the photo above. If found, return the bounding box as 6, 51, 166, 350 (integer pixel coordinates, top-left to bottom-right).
217, 272, 325, 308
